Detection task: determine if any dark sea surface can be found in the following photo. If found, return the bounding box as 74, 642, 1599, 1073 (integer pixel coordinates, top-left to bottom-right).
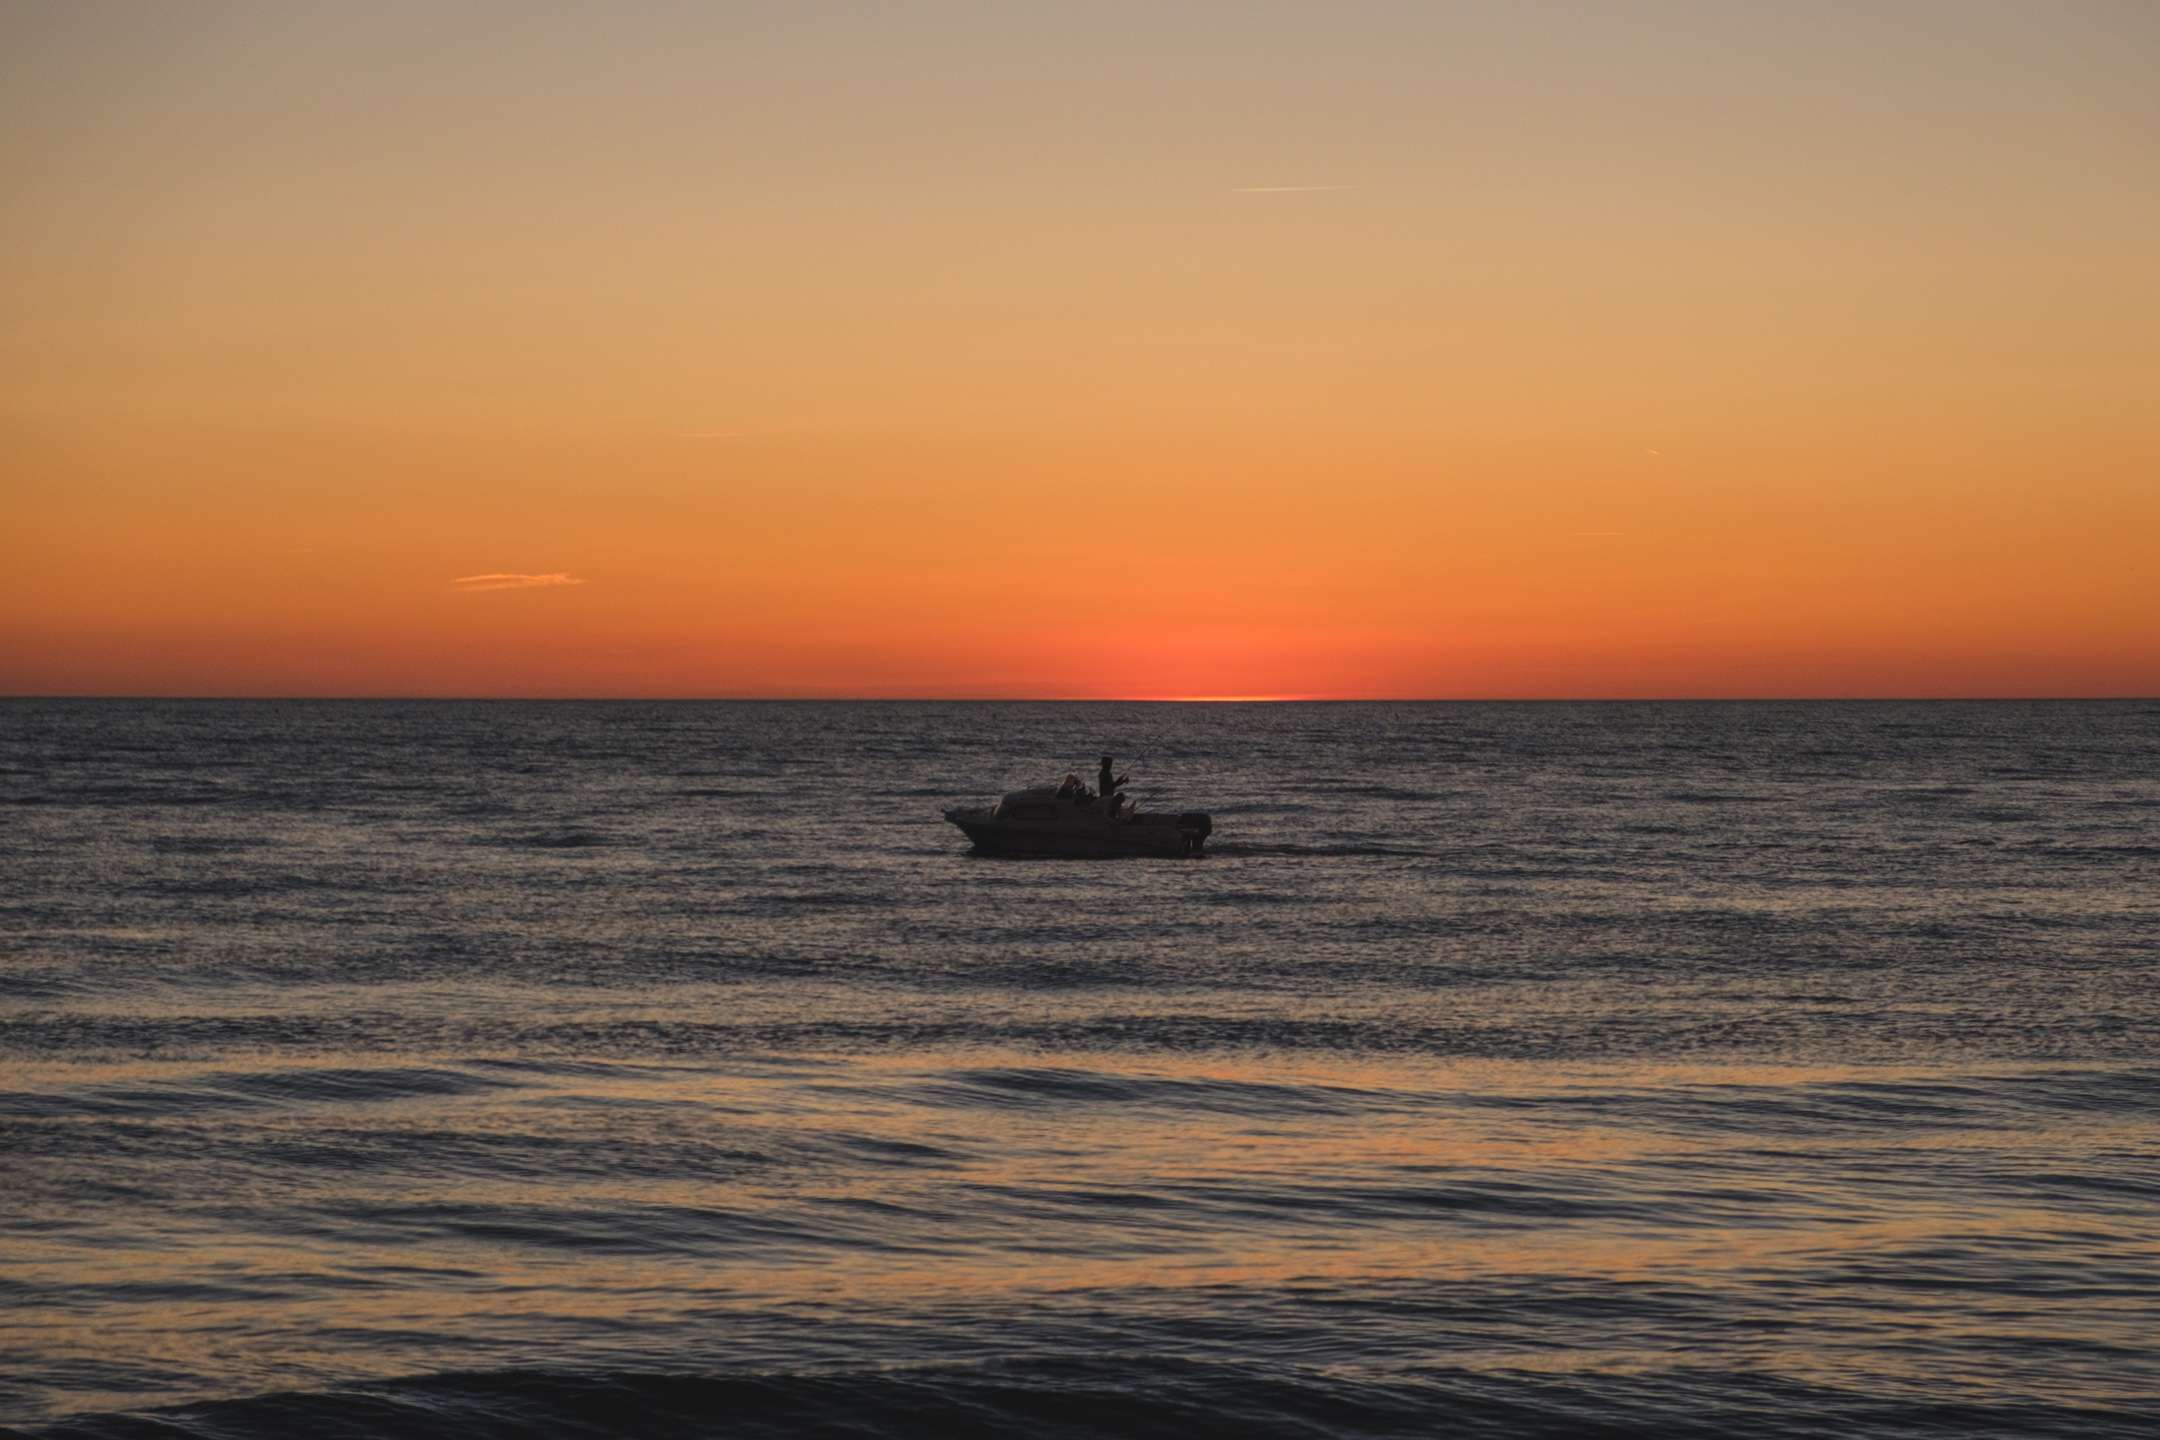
3, 699, 2158, 1438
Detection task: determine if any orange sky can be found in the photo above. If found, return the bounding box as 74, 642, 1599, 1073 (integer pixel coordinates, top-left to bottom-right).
4, 2, 2156, 697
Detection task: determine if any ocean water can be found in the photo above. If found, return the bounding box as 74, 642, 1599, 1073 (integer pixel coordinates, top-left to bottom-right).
3, 699, 2157, 1438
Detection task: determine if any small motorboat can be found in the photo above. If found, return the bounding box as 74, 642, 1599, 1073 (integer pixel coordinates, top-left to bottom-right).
944, 782, 1212, 858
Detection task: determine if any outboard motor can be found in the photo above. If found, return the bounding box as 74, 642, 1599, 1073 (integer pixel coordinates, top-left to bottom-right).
1176, 812, 1212, 855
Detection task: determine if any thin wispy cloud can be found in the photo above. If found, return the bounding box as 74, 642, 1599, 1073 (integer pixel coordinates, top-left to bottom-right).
1233, 184, 1355, 194
451, 573, 587, 592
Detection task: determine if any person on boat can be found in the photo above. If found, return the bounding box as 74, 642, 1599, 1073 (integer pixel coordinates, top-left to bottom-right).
1058, 772, 1081, 798
1099, 756, 1128, 805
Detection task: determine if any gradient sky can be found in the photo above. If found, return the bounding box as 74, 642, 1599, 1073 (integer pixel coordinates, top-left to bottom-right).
4, 1, 2156, 697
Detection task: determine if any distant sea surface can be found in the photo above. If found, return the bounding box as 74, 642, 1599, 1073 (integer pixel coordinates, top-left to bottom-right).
4, 700, 2158, 1438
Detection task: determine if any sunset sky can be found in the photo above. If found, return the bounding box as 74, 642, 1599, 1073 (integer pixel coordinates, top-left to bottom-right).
4, 1, 2155, 697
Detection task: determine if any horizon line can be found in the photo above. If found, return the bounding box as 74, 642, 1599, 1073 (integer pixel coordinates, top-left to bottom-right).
3, 693, 2153, 705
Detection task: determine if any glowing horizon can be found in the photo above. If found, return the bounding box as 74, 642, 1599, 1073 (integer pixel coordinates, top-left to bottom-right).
4, 3, 2157, 700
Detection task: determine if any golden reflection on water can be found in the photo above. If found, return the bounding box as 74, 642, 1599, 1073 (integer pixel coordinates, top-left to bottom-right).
9, 1048, 2158, 1416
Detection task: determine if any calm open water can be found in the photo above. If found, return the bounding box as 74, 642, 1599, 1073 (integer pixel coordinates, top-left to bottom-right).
3, 700, 2157, 1438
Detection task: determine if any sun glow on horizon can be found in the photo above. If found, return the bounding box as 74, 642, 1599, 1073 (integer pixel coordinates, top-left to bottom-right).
3, 3, 2156, 699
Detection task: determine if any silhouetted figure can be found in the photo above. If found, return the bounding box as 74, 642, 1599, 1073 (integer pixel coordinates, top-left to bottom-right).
1058, 772, 1081, 798
1099, 756, 1128, 810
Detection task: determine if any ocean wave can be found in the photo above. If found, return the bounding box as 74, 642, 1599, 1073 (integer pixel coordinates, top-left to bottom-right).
21, 1360, 2160, 1440
1208, 842, 1434, 858
0, 1065, 523, 1122
914, 1065, 1387, 1117
491, 830, 615, 850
